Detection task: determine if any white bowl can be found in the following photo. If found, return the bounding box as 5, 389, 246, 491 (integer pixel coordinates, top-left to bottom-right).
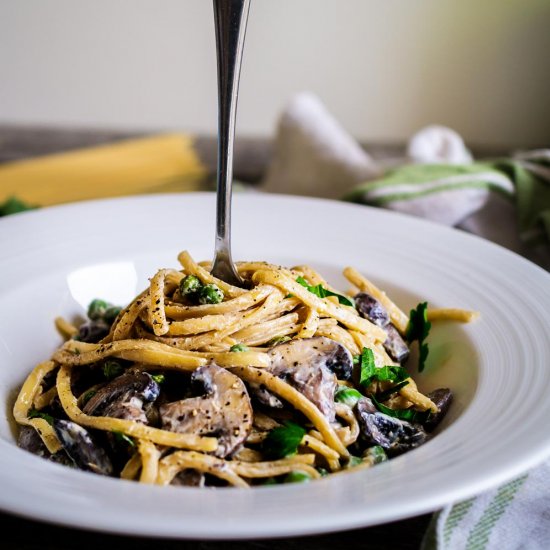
1, 193, 549, 539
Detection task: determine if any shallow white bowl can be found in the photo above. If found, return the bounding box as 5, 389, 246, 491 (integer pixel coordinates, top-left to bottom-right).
1, 193, 549, 539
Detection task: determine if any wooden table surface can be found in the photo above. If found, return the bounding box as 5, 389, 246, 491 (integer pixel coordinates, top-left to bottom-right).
0, 125, 436, 550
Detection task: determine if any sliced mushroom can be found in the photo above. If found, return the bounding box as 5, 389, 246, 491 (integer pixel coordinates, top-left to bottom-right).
18, 425, 72, 466
383, 324, 410, 363
53, 419, 113, 475
171, 469, 206, 487
247, 382, 284, 409
160, 364, 253, 458
18, 425, 49, 457
268, 337, 351, 421
355, 292, 390, 327
424, 388, 453, 432
83, 371, 160, 423
354, 292, 409, 364
76, 320, 111, 343
355, 397, 427, 455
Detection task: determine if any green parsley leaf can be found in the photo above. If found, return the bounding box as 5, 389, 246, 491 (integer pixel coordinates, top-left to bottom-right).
229, 343, 250, 352
263, 421, 306, 459
81, 389, 97, 405
28, 409, 54, 425
103, 360, 124, 379
334, 386, 363, 408
357, 347, 376, 385
0, 196, 36, 216
377, 380, 410, 401
112, 431, 135, 447
406, 302, 432, 372
371, 395, 432, 423
151, 374, 165, 384
356, 348, 409, 388
296, 276, 355, 308
266, 335, 292, 346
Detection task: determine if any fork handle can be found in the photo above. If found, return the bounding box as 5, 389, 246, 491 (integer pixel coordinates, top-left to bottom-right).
211, 0, 251, 286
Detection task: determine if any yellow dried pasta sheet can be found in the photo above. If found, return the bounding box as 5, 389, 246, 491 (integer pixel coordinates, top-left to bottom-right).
0, 134, 206, 206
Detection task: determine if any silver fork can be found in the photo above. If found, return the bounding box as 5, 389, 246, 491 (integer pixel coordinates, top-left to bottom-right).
210, 0, 251, 287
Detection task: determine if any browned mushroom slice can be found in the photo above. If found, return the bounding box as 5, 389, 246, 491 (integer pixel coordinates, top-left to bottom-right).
53, 419, 113, 475
247, 382, 284, 409
83, 371, 160, 423
355, 292, 390, 328
424, 388, 453, 432
171, 469, 206, 487
354, 292, 409, 364
355, 397, 427, 455
268, 337, 352, 422
159, 364, 253, 458
383, 324, 410, 364
17, 425, 73, 466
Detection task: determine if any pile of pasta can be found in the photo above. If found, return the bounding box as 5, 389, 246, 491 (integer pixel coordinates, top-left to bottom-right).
13, 251, 477, 487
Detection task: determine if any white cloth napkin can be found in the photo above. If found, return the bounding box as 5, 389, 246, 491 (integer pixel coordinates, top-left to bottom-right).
261, 93, 550, 270
261, 92, 550, 549
262, 92, 381, 199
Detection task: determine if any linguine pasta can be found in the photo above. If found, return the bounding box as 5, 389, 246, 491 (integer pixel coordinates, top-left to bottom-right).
13, 251, 477, 488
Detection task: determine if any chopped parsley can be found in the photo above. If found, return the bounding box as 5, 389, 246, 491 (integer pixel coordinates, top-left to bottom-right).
229, 344, 250, 352
103, 360, 124, 379
151, 374, 165, 384
371, 395, 432, 423
28, 409, 54, 425
356, 347, 409, 388
406, 302, 431, 372
266, 335, 292, 346
377, 380, 410, 401
263, 421, 306, 459
112, 431, 135, 447
334, 386, 363, 408
296, 276, 355, 308
81, 389, 97, 405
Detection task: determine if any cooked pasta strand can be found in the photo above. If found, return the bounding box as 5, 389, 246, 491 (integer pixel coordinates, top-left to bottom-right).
427, 308, 480, 323
232, 366, 349, 458
13, 251, 464, 489
344, 267, 409, 333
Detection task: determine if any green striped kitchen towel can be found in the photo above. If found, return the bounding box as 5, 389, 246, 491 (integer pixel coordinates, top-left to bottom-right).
344, 150, 550, 249
421, 461, 550, 550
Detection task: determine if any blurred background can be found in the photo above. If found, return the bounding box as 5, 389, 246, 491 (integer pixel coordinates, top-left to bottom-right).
1, 0, 549, 149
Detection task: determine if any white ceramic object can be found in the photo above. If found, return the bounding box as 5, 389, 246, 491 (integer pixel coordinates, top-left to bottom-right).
1, 193, 549, 539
